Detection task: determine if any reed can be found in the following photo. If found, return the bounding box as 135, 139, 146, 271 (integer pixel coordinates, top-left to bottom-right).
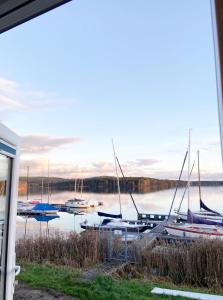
17, 233, 223, 288
16, 231, 112, 268
134, 239, 223, 288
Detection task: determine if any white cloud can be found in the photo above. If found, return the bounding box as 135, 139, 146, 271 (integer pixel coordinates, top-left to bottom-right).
0, 76, 76, 112
19, 157, 162, 179
0, 94, 26, 109
0, 78, 18, 93
21, 134, 81, 154
126, 158, 161, 167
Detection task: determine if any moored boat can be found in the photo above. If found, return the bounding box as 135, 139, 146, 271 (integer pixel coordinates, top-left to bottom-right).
164, 222, 223, 240
65, 199, 91, 209
31, 203, 58, 215
81, 218, 150, 233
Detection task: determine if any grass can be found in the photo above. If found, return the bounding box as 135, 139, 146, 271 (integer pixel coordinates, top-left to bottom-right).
18, 263, 214, 300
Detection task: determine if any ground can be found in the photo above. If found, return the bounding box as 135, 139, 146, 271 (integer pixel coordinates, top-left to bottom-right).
14, 262, 222, 300
14, 282, 78, 300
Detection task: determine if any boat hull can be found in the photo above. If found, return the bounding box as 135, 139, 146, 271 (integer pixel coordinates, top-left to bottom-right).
165, 223, 223, 240
81, 223, 149, 233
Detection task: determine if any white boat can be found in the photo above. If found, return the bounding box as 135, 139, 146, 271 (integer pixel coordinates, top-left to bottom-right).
81, 218, 150, 233
65, 199, 91, 209
164, 222, 223, 240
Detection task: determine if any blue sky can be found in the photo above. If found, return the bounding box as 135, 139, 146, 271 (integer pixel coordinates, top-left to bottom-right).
0, 0, 221, 179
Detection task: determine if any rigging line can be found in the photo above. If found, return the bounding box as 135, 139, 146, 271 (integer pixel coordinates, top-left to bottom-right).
197, 150, 202, 202
166, 150, 188, 223
177, 157, 196, 214
115, 156, 139, 216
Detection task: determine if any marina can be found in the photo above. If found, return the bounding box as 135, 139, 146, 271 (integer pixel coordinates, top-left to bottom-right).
16, 186, 223, 240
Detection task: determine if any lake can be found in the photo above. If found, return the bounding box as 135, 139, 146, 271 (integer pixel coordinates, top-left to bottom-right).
16, 186, 223, 239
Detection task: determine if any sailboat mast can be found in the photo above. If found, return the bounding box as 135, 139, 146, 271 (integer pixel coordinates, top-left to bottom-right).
47, 159, 50, 204
112, 139, 122, 216
41, 167, 44, 203
26, 166, 29, 201
187, 129, 191, 209
197, 150, 202, 203
74, 178, 77, 195
80, 177, 83, 199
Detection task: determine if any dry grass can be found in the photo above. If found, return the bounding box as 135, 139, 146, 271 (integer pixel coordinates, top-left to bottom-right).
135, 239, 223, 288
16, 231, 111, 268
16, 232, 223, 288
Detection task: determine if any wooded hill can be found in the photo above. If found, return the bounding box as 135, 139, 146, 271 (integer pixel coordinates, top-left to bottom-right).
18, 176, 223, 195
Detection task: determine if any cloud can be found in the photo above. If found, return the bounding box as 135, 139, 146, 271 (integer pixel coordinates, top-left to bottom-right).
0, 78, 18, 94
0, 76, 76, 112
19, 156, 162, 179
0, 94, 26, 108
21, 134, 81, 154
126, 158, 161, 167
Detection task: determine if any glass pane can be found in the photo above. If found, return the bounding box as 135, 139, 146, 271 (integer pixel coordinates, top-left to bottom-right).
0, 154, 10, 299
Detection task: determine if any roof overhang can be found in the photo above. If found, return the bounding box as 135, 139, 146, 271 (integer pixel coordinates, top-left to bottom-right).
0, 0, 72, 34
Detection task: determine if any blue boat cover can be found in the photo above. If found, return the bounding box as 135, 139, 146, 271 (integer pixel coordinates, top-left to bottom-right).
32, 203, 57, 211
33, 215, 59, 222
187, 209, 223, 226
200, 199, 220, 216
98, 211, 122, 219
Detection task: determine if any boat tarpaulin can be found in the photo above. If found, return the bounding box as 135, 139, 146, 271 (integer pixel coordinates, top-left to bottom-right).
98, 211, 122, 219
187, 209, 223, 226
200, 199, 221, 216
32, 203, 57, 211
33, 215, 59, 222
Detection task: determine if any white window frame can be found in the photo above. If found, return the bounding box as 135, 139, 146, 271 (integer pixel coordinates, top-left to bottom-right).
0, 123, 20, 300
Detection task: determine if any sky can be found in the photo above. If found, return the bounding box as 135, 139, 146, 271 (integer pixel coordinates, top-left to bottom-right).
0, 0, 222, 180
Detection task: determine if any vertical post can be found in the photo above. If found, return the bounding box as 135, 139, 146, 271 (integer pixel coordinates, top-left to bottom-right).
47, 160, 50, 204
211, 0, 223, 165
41, 168, 44, 203
124, 227, 128, 262
26, 166, 29, 201
197, 150, 202, 203
108, 228, 112, 261
187, 129, 191, 210
24, 218, 27, 238
74, 178, 77, 195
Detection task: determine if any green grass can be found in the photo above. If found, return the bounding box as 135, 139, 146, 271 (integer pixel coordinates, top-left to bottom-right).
17, 263, 212, 300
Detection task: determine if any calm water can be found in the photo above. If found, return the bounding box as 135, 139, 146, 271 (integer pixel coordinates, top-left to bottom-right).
16, 186, 223, 239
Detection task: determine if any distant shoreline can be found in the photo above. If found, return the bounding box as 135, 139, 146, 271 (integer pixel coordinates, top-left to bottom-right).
18, 176, 223, 195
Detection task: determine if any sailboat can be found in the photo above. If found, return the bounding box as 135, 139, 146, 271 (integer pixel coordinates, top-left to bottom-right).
165, 131, 223, 239
33, 161, 59, 215
81, 140, 150, 234
65, 177, 91, 209
97, 140, 123, 219
81, 218, 150, 233
176, 151, 223, 223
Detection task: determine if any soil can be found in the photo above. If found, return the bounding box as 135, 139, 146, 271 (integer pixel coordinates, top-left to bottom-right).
14, 282, 79, 300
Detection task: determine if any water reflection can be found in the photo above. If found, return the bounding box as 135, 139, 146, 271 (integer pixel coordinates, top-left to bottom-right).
16, 186, 223, 239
